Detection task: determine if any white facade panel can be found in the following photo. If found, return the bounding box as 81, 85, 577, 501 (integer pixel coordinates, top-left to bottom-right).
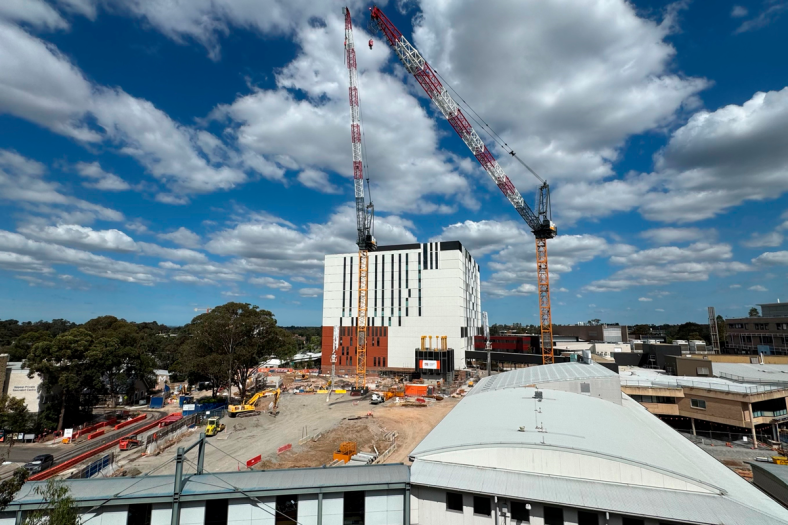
366, 489, 404, 525
228, 498, 275, 525
81, 508, 128, 525
322, 493, 344, 525
179, 501, 205, 525
297, 494, 318, 525
323, 242, 482, 369
151, 503, 172, 525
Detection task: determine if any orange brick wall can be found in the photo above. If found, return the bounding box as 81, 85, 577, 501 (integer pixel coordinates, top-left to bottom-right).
321, 325, 389, 374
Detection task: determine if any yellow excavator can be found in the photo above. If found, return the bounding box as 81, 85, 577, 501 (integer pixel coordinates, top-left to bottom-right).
228, 389, 278, 418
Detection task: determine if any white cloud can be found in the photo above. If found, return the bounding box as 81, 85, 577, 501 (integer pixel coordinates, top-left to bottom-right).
249, 277, 292, 292
0, 230, 163, 284
742, 231, 784, 248
587, 242, 750, 291
639, 87, 788, 222
0, 0, 67, 30
0, 150, 123, 223
157, 227, 202, 249
735, 3, 787, 34
639, 227, 713, 244
752, 251, 788, 267
655, 308, 665, 312
19, 224, 137, 252
731, 6, 748, 18
749, 285, 768, 292
411, 0, 706, 219
730, 284, 741, 288
0, 22, 252, 198
207, 206, 416, 279
298, 287, 323, 297
638, 297, 652, 302
298, 169, 341, 194
431, 220, 524, 257
75, 161, 131, 191
261, 294, 276, 300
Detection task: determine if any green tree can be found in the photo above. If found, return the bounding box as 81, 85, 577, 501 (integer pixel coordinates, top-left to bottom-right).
0, 395, 30, 433
587, 319, 601, 326
0, 467, 28, 511
749, 307, 760, 317
188, 303, 295, 401
631, 324, 652, 336
25, 329, 101, 431
23, 478, 80, 525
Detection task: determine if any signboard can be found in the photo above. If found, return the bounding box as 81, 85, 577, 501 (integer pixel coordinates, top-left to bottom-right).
246, 454, 262, 468
64, 428, 73, 439
420, 360, 439, 370
183, 404, 196, 412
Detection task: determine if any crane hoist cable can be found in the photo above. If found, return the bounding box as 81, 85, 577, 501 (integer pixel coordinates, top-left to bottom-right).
369, 5, 557, 364
344, 6, 376, 390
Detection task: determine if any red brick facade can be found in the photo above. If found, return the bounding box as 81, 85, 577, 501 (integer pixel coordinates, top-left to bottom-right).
321, 325, 389, 374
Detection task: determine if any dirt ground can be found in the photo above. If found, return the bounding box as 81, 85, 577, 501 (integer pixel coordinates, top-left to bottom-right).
118, 393, 458, 476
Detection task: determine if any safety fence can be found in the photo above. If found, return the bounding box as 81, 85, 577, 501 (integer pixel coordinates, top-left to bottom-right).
68, 452, 115, 479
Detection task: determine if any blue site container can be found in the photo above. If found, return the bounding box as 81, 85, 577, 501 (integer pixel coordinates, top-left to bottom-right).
178, 396, 194, 407
149, 396, 164, 408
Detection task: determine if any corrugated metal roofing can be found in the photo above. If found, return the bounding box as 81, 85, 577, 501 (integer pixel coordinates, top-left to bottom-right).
750, 461, 788, 484
412, 461, 788, 525
469, 362, 617, 396
9, 464, 409, 507
713, 362, 788, 385
412, 365, 788, 524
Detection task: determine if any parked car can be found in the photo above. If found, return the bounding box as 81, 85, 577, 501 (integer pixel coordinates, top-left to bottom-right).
370, 393, 384, 405
24, 454, 54, 474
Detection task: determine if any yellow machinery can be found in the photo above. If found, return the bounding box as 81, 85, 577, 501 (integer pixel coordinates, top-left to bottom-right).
333, 441, 357, 464
205, 417, 225, 437
268, 388, 281, 417
228, 389, 275, 418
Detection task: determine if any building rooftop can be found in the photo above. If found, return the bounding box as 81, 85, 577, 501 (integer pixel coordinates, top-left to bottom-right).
620, 366, 786, 394
713, 362, 788, 385
9, 464, 409, 509
411, 364, 788, 525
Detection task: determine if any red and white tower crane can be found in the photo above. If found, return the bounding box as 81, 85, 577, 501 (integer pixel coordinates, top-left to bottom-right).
344, 7, 376, 389
369, 6, 557, 364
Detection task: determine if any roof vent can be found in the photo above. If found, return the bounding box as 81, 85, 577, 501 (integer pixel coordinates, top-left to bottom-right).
533, 391, 543, 400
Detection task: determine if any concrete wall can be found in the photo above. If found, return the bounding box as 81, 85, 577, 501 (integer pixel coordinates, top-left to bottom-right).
5, 367, 42, 412
541, 376, 622, 405
676, 391, 748, 427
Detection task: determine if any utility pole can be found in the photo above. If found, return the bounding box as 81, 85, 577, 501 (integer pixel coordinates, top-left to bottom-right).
328, 325, 338, 402
483, 312, 492, 375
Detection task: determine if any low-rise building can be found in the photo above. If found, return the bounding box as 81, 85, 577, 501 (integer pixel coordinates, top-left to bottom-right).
552, 324, 629, 342
725, 303, 788, 354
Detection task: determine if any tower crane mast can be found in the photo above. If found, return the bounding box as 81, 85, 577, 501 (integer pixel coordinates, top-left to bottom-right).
370, 6, 557, 364
344, 7, 376, 389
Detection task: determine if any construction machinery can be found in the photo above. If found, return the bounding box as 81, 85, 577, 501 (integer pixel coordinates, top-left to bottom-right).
119, 434, 140, 451
369, 7, 558, 364
333, 441, 358, 464
344, 7, 377, 391
205, 418, 225, 437
228, 389, 274, 418
267, 388, 281, 417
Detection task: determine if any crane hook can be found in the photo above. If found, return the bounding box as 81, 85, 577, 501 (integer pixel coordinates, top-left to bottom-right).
369, 39, 374, 50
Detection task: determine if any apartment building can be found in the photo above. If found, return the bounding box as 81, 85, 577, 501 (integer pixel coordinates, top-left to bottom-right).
725, 303, 788, 354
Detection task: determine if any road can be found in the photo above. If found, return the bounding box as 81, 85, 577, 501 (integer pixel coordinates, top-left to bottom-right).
0, 410, 166, 479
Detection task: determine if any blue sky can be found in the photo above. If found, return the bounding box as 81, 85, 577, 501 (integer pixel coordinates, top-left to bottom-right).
0, 0, 787, 327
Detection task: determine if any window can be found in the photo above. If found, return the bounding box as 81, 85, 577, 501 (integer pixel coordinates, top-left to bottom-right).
690, 398, 707, 409
777, 323, 788, 331
580, 382, 591, 394
127, 504, 152, 525
344, 492, 364, 525
275, 495, 298, 525
622, 519, 644, 525
696, 367, 710, 376
578, 511, 598, 525
728, 323, 746, 330
446, 492, 463, 512
473, 496, 491, 516
206, 499, 229, 525
544, 506, 564, 525
510, 501, 529, 522
755, 323, 769, 330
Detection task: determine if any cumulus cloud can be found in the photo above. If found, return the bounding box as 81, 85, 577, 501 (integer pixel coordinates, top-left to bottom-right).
18, 224, 137, 253
298, 287, 323, 297
731, 6, 748, 18
0, 150, 123, 223
261, 294, 276, 300
0, 0, 68, 30
587, 242, 750, 291
298, 169, 341, 194
638, 297, 653, 302
752, 251, 788, 267
640, 227, 714, 244
742, 231, 784, 248
0, 21, 252, 199
749, 285, 768, 292
0, 230, 163, 284
75, 161, 130, 191
730, 284, 741, 288
157, 227, 202, 249
249, 277, 293, 292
